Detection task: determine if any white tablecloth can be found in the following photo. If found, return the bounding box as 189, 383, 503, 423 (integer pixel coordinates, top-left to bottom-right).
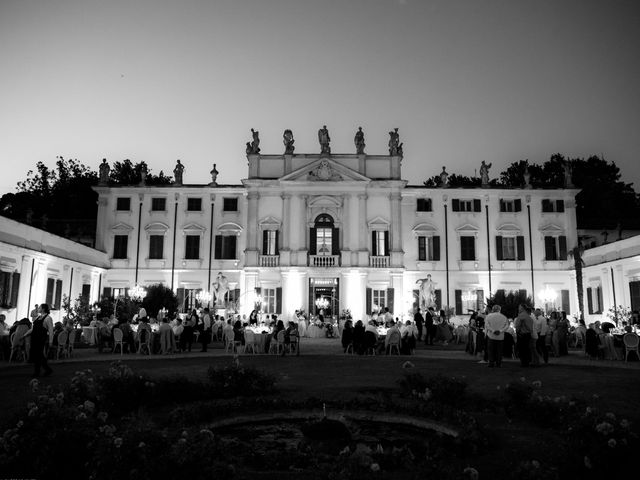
306, 325, 325, 338
82, 327, 98, 345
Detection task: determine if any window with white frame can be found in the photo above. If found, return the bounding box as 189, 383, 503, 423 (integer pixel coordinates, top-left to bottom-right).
544, 235, 568, 260
372, 289, 387, 312
500, 199, 522, 212
418, 236, 441, 261
372, 230, 388, 256
262, 287, 276, 314
316, 227, 332, 256
263, 230, 278, 255
587, 285, 603, 314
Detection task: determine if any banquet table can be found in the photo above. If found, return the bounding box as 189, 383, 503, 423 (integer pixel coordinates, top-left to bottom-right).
306, 324, 325, 338
82, 326, 98, 345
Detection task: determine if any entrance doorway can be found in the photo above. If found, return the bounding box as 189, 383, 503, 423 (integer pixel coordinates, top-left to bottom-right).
309, 278, 339, 319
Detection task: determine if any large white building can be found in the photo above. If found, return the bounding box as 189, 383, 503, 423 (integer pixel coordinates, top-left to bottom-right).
1, 139, 584, 324
90, 144, 579, 321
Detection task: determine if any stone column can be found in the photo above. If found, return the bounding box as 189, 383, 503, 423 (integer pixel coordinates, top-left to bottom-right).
280, 193, 291, 266
245, 190, 260, 266
390, 192, 403, 267
357, 194, 368, 266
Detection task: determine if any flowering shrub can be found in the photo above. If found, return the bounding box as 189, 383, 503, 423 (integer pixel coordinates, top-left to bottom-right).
206, 360, 276, 397
398, 373, 467, 405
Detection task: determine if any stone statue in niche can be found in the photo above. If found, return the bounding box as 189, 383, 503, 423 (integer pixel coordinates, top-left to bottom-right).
439, 166, 449, 188
283, 129, 295, 154
308, 159, 342, 181
247, 128, 260, 154
354, 126, 365, 154
318, 125, 331, 154
388, 127, 403, 156
480, 160, 492, 187
416, 274, 436, 310
212, 272, 229, 306
173, 159, 184, 185
209, 163, 219, 186
99, 158, 110, 185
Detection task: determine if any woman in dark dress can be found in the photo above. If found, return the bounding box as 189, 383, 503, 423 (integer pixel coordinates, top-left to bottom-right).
341, 319, 354, 352
585, 324, 601, 359
26, 304, 53, 377
353, 320, 365, 354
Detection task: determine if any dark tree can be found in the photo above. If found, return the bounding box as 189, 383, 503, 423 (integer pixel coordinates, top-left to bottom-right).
109, 159, 172, 186
141, 283, 179, 317
486, 290, 533, 320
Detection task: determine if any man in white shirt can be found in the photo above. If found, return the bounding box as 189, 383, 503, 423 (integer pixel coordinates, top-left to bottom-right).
200, 308, 212, 352
384, 320, 401, 353
484, 305, 509, 367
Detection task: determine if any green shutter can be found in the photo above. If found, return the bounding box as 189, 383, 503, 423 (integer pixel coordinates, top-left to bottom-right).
454, 290, 462, 315
54, 279, 63, 310
516, 236, 525, 260
275, 230, 280, 255
10, 272, 20, 308
262, 231, 268, 255
383, 231, 390, 256
332, 228, 340, 256
514, 199, 522, 212
214, 235, 222, 259
275, 287, 282, 314
496, 236, 503, 261
597, 287, 603, 314
309, 228, 317, 255
452, 199, 460, 212
435, 290, 442, 310
371, 231, 377, 256
176, 288, 185, 313
587, 288, 593, 314
559, 236, 568, 260
544, 237, 556, 260
102, 287, 111, 300
366, 288, 372, 315
556, 200, 565, 212
418, 236, 425, 261
46, 278, 55, 307
433, 236, 440, 261
473, 199, 481, 212
387, 287, 394, 314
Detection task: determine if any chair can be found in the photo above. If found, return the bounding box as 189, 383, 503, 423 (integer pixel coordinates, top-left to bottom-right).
623, 333, 639, 362
9, 332, 27, 362
159, 328, 175, 354
66, 329, 77, 358
386, 331, 401, 355
269, 330, 285, 355
223, 326, 235, 353
56, 331, 69, 359
112, 328, 124, 355
363, 331, 377, 355
287, 332, 300, 355
137, 328, 151, 355
243, 330, 257, 354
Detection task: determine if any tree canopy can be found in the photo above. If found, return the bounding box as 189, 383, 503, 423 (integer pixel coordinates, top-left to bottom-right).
0, 157, 172, 245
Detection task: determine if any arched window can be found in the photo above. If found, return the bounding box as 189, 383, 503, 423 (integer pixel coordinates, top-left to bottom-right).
310, 214, 337, 257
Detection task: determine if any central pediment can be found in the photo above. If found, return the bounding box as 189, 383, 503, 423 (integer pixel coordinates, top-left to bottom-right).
279, 157, 371, 182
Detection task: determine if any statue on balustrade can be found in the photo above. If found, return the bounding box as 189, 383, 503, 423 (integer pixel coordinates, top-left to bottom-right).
99, 158, 110, 185
439, 166, 449, 188
212, 272, 229, 306
283, 129, 295, 154
173, 159, 184, 185
318, 125, 331, 154
388, 128, 403, 156
480, 160, 492, 187
354, 126, 365, 154
209, 163, 219, 186
247, 128, 260, 154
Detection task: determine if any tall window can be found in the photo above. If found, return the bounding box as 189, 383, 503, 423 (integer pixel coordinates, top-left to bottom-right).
223, 198, 238, 212
184, 289, 201, 312
185, 235, 200, 260
263, 230, 279, 255
151, 198, 166, 211
587, 286, 603, 314
371, 231, 389, 256
418, 236, 440, 261
544, 236, 568, 260
116, 197, 131, 211
452, 199, 481, 212
417, 198, 432, 212
187, 198, 202, 211
214, 235, 237, 259
262, 287, 276, 314
496, 236, 525, 261
630, 281, 640, 312
149, 235, 164, 259
0, 271, 20, 309
500, 199, 522, 212
372, 289, 387, 312
460, 236, 476, 261
45, 278, 63, 310
113, 235, 128, 259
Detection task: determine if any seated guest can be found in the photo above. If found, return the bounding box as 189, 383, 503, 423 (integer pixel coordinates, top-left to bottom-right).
249, 310, 258, 326
117, 317, 135, 353
585, 324, 602, 359
341, 319, 354, 352
385, 320, 401, 353
158, 317, 175, 354
233, 320, 245, 346
365, 320, 379, 339
172, 317, 184, 337
400, 320, 418, 354
52, 322, 64, 346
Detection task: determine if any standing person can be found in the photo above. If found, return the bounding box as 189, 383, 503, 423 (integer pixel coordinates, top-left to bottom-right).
529, 308, 540, 366
200, 308, 212, 352
557, 311, 570, 356
414, 307, 424, 342
515, 304, 533, 367
534, 308, 549, 364
180, 311, 195, 352
24, 304, 53, 377
383, 307, 393, 327
424, 307, 435, 346
30, 304, 39, 323
484, 305, 509, 367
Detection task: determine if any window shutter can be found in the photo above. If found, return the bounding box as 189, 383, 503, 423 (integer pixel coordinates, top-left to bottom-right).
433, 236, 440, 261
435, 290, 442, 310
559, 236, 568, 260
412, 289, 420, 309
383, 231, 389, 256
597, 287, 603, 314
176, 288, 185, 313
418, 236, 425, 261
476, 289, 484, 312
629, 281, 640, 311
371, 231, 377, 256
514, 199, 522, 212
81, 283, 91, 301
387, 287, 395, 313
587, 288, 593, 314
332, 228, 340, 256
556, 200, 565, 212
309, 228, 317, 255
544, 236, 556, 260
229, 236, 237, 259
516, 236, 525, 260
366, 288, 372, 315
496, 236, 503, 261
542, 199, 551, 212
473, 199, 481, 212
10, 272, 20, 307
256, 287, 263, 312
214, 235, 222, 259
46, 278, 55, 306
452, 199, 460, 212
275, 287, 282, 314
499, 199, 505, 212
262, 231, 268, 255
275, 230, 280, 255
102, 287, 111, 299
54, 279, 63, 309
561, 289, 570, 314
455, 290, 462, 316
